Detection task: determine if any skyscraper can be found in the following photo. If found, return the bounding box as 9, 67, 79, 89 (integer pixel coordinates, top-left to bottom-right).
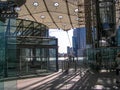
72, 27, 86, 57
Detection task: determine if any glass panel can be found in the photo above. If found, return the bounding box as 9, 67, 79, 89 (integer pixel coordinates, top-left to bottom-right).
0, 19, 17, 90
49, 48, 57, 71
5, 19, 17, 90
87, 47, 120, 71
0, 21, 5, 90
19, 48, 30, 75
18, 47, 58, 76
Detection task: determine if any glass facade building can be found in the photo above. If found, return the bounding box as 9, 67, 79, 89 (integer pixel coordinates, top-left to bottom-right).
0, 19, 58, 79
72, 27, 86, 57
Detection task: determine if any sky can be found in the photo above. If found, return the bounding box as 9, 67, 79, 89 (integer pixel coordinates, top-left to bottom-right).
49, 29, 73, 53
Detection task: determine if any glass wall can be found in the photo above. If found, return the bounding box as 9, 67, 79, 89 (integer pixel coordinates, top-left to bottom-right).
0, 19, 5, 90
0, 19, 58, 78
18, 47, 58, 76
49, 48, 58, 71
87, 47, 120, 71
0, 19, 17, 90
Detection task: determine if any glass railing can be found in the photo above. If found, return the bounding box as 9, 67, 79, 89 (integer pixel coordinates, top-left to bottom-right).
87, 47, 120, 71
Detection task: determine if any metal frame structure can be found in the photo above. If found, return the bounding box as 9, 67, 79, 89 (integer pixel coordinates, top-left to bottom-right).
0, 18, 58, 78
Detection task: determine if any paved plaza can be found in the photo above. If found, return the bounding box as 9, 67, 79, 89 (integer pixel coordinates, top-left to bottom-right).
2, 69, 120, 90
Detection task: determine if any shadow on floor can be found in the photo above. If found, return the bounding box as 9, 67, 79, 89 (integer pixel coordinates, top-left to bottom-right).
71, 70, 120, 90
18, 70, 120, 90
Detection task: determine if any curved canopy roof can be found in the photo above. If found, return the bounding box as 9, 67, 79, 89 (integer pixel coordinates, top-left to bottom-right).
17, 0, 85, 30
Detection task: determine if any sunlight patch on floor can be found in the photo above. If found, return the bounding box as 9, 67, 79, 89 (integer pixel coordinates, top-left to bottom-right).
92, 85, 104, 89
100, 69, 110, 73
60, 83, 73, 89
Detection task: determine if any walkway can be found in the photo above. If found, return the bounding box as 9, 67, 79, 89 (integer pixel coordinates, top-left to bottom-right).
3, 69, 120, 90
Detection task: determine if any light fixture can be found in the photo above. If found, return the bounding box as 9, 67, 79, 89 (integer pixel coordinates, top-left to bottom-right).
40, 15, 45, 19
58, 15, 63, 22
58, 15, 63, 19
40, 15, 45, 22
74, 8, 78, 13
54, 2, 59, 7
33, 1, 39, 7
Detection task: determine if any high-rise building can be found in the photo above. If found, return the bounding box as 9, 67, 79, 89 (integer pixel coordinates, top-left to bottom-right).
72, 27, 86, 57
